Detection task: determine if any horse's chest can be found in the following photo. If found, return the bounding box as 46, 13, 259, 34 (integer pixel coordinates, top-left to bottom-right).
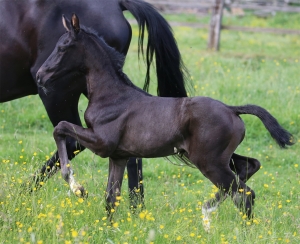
84, 105, 124, 129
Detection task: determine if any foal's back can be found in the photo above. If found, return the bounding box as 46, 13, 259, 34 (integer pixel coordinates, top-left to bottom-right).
111, 94, 245, 160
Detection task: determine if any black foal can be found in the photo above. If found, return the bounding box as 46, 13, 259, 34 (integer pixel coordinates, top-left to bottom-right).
37, 14, 294, 229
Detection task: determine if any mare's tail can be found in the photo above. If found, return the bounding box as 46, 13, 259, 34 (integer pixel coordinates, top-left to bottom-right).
229, 105, 294, 148
120, 0, 191, 97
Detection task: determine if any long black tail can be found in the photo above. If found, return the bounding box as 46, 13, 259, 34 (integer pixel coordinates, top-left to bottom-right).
229, 105, 294, 148
120, 0, 191, 97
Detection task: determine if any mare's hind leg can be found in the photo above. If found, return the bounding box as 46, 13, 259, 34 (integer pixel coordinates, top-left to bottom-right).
127, 158, 144, 210
106, 158, 127, 220
203, 153, 261, 213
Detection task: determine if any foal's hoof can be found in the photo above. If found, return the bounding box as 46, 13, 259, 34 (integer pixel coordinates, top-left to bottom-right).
202, 205, 218, 233
72, 185, 88, 198
203, 220, 211, 232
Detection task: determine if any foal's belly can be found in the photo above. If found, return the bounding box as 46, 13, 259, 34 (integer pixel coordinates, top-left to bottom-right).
112, 143, 178, 159
111, 98, 187, 158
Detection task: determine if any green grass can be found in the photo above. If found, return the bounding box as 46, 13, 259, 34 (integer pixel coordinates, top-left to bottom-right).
0, 12, 300, 244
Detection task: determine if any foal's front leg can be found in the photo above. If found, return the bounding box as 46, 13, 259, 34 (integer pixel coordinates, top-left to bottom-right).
106, 158, 127, 220
53, 121, 99, 197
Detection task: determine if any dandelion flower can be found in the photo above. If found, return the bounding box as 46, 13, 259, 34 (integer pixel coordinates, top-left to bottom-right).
139, 212, 146, 219
176, 236, 182, 241
71, 230, 78, 238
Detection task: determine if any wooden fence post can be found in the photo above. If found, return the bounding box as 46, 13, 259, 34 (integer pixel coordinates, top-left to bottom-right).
208, 0, 225, 51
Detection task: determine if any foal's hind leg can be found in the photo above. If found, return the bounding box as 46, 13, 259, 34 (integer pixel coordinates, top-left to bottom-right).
200, 162, 255, 231
230, 153, 261, 182
203, 153, 261, 215
106, 158, 126, 220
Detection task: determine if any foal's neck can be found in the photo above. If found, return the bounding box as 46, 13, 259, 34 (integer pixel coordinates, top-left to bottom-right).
83, 38, 126, 100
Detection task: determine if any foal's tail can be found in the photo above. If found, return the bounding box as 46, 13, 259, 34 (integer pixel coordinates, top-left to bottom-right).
120, 0, 191, 97
229, 105, 294, 148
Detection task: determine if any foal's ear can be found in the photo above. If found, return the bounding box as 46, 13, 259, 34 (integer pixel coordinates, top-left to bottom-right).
62, 15, 71, 32
71, 13, 80, 33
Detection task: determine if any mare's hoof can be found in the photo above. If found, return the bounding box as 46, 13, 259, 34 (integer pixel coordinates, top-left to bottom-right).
129, 202, 145, 214
105, 205, 115, 222
129, 191, 145, 212
21, 174, 44, 194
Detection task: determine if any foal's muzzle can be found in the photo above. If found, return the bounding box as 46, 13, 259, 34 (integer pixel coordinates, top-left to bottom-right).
36, 68, 52, 88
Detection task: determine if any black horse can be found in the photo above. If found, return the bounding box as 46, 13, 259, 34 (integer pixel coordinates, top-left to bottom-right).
0, 0, 190, 203
37, 15, 293, 229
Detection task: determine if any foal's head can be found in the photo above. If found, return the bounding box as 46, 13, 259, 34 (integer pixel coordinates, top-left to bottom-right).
37, 13, 128, 91
36, 14, 86, 87
38, 13, 124, 87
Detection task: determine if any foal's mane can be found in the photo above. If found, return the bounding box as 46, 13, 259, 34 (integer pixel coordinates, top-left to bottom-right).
81, 26, 144, 90
81, 27, 125, 72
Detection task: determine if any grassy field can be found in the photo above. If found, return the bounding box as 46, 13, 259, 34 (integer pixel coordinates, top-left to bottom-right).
0, 11, 299, 244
